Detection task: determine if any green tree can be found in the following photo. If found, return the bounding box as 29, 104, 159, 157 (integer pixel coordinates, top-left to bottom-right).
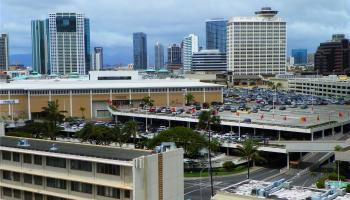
146, 127, 213, 158
76, 123, 114, 145
19, 122, 45, 138
198, 110, 221, 197
222, 161, 235, 171
275, 82, 283, 90
185, 93, 195, 105
79, 107, 86, 119
111, 125, 129, 147
236, 139, 265, 179
123, 120, 139, 146
41, 100, 66, 140
141, 96, 154, 108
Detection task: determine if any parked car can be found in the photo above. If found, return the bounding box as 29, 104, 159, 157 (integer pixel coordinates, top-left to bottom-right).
279, 106, 286, 110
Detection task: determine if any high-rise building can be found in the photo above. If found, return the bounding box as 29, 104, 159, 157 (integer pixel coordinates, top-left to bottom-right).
133, 32, 147, 70
48, 13, 90, 75
0, 34, 9, 71
154, 42, 164, 70
307, 53, 315, 66
31, 20, 49, 74
182, 34, 198, 72
291, 49, 307, 65
92, 47, 103, 71
206, 18, 227, 53
315, 34, 350, 75
227, 7, 287, 76
167, 44, 182, 71
191, 49, 226, 72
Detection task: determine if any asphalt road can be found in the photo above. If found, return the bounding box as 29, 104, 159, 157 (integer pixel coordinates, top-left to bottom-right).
184, 167, 280, 200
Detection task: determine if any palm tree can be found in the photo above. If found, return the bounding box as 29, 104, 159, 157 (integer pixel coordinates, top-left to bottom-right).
41, 100, 66, 140
198, 110, 221, 197
141, 96, 154, 108
275, 82, 283, 91
236, 139, 265, 179
79, 107, 86, 119
185, 93, 195, 105
123, 120, 139, 147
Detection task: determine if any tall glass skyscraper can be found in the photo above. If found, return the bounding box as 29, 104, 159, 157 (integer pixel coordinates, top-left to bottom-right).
0, 33, 9, 71
182, 34, 198, 72
31, 20, 48, 74
206, 18, 227, 53
133, 32, 147, 70
291, 49, 307, 65
154, 42, 164, 70
48, 13, 90, 75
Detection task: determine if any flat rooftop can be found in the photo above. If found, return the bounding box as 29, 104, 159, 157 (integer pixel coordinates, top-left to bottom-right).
0, 136, 152, 161
0, 79, 223, 90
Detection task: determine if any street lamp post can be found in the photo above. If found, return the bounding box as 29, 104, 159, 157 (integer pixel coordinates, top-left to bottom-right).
182, 89, 187, 107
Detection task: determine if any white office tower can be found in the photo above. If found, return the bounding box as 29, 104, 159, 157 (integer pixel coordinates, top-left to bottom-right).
182, 34, 198, 72
48, 13, 87, 75
93, 47, 103, 71
227, 7, 287, 76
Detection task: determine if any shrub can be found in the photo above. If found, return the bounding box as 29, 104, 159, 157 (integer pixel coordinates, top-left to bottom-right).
222, 161, 235, 171
328, 172, 345, 181
235, 165, 246, 171
346, 184, 350, 193
316, 177, 326, 188
6, 132, 33, 138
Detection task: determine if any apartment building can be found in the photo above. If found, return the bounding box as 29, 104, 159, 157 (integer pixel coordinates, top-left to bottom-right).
0, 132, 184, 200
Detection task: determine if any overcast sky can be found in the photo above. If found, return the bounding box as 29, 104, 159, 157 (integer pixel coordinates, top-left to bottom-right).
0, 0, 349, 66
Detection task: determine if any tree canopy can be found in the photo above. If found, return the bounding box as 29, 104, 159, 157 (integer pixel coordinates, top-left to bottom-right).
41, 100, 66, 140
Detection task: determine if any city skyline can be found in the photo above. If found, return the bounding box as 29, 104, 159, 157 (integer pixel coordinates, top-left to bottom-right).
0, 0, 349, 66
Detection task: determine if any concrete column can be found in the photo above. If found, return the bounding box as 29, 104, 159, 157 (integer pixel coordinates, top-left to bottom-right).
187, 122, 190, 128
203, 88, 206, 103
49, 90, 52, 101
287, 153, 290, 170
90, 90, 93, 119
7, 90, 10, 115
332, 127, 335, 136
167, 88, 170, 106
129, 89, 132, 106
322, 130, 325, 139
69, 90, 73, 117
254, 128, 256, 136
145, 117, 148, 131
168, 120, 171, 127
278, 131, 281, 141
115, 115, 118, 123
340, 126, 344, 134
27, 91, 31, 120
311, 132, 314, 141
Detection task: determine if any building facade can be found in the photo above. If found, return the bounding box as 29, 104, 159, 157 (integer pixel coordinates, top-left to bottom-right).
133, 32, 147, 70
182, 34, 198, 72
206, 19, 227, 53
31, 20, 49, 74
291, 49, 307, 65
0, 34, 9, 71
154, 42, 164, 70
167, 44, 182, 72
93, 47, 103, 71
191, 50, 227, 72
314, 34, 350, 75
0, 135, 184, 200
48, 13, 90, 75
227, 7, 287, 77
0, 79, 223, 120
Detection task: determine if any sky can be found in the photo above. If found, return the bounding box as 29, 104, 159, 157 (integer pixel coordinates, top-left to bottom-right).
0, 0, 349, 66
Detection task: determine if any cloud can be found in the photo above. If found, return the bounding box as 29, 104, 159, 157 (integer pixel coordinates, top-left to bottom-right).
1, 0, 350, 65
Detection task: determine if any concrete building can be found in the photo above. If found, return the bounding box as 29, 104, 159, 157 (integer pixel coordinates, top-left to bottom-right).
93, 47, 103, 71
31, 20, 49, 74
315, 34, 350, 75
288, 75, 350, 98
0, 78, 223, 120
48, 13, 90, 75
182, 34, 199, 72
0, 133, 184, 200
167, 44, 182, 72
133, 32, 147, 70
227, 7, 286, 78
191, 49, 226, 72
206, 19, 227, 53
0, 34, 9, 71
291, 49, 307, 65
154, 42, 164, 70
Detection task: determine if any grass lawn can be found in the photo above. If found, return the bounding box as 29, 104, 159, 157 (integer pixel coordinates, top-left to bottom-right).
184, 166, 247, 178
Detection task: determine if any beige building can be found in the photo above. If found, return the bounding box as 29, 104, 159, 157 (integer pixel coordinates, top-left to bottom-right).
0, 79, 223, 120
0, 130, 184, 200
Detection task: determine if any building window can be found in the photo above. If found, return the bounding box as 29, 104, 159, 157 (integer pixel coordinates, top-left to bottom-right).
34, 175, 43, 185
96, 110, 110, 118
34, 194, 43, 200
125, 190, 131, 198
46, 178, 66, 189
2, 151, 11, 160
13, 152, 20, 162
97, 163, 120, 176
71, 181, 93, 194
24, 191, 33, 200
46, 157, 66, 168
3, 187, 12, 197
24, 174, 33, 184
34, 155, 42, 165
70, 160, 92, 172
23, 154, 32, 164
97, 186, 120, 198
13, 189, 21, 199
13, 172, 21, 182
2, 170, 11, 180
